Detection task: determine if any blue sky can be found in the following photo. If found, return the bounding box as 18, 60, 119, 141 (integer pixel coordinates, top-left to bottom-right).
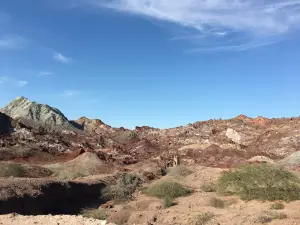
1, 0, 300, 129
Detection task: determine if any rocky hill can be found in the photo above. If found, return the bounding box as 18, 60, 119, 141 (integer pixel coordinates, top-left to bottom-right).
1, 96, 300, 168
2, 97, 300, 225
73, 116, 115, 135
0, 97, 76, 132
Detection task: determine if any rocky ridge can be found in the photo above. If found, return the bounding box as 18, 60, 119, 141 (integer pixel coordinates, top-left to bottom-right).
1, 97, 300, 168
0, 96, 76, 132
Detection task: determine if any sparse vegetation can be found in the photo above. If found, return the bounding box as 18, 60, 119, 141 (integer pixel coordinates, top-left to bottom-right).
145, 180, 192, 199
81, 208, 108, 220
195, 212, 215, 225
217, 164, 300, 201
200, 182, 217, 192
167, 165, 192, 177
255, 215, 273, 224
209, 197, 225, 208
103, 173, 141, 202
270, 202, 285, 210
255, 211, 287, 223
271, 212, 288, 220
0, 163, 26, 177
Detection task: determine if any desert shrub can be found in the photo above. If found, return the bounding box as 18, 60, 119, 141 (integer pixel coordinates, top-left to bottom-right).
167, 166, 192, 177
200, 182, 217, 192
270, 202, 284, 210
209, 197, 225, 208
271, 212, 288, 220
15, 148, 33, 158
255, 211, 287, 223
255, 215, 273, 224
164, 198, 174, 208
195, 212, 215, 225
81, 208, 108, 220
128, 131, 138, 139
145, 180, 192, 199
217, 164, 300, 201
0, 163, 26, 177
103, 173, 141, 202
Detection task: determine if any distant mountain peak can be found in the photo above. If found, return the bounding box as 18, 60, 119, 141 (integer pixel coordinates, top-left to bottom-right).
234, 114, 250, 120
1, 96, 76, 132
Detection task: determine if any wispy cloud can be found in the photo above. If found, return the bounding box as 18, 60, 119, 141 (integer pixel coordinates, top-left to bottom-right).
0, 76, 8, 84
53, 52, 73, 63
88, 0, 300, 51
17, 81, 28, 87
0, 77, 28, 87
0, 34, 27, 50
62, 90, 78, 97
38, 71, 53, 76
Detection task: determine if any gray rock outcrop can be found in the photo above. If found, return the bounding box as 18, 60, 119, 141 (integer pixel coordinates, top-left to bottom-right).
0, 96, 76, 132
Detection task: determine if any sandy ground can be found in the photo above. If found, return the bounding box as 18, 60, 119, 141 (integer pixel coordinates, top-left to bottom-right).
1, 166, 300, 225
112, 166, 300, 225
0, 214, 115, 225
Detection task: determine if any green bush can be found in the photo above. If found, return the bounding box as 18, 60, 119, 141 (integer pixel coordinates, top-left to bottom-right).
167, 166, 192, 177
217, 164, 300, 202
146, 180, 192, 199
270, 202, 284, 210
195, 212, 215, 225
81, 208, 108, 220
0, 163, 26, 177
200, 182, 217, 192
102, 173, 141, 202
209, 197, 225, 208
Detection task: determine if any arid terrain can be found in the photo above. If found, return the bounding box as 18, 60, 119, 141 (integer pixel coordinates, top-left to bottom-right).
1, 96, 300, 225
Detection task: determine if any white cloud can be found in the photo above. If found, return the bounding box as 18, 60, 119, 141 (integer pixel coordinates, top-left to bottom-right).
0, 76, 8, 84
0, 34, 27, 50
38, 71, 53, 76
17, 81, 28, 87
53, 52, 73, 63
90, 0, 300, 51
62, 90, 78, 97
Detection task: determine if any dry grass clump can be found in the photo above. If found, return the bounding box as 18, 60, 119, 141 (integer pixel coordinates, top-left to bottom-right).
208, 197, 225, 208
200, 182, 217, 192
255, 211, 287, 224
0, 163, 26, 177
81, 208, 108, 220
195, 212, 215, 225
167, 166, 193, 177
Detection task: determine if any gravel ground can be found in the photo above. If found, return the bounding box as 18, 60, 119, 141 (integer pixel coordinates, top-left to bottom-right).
0, 214, 115, 225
